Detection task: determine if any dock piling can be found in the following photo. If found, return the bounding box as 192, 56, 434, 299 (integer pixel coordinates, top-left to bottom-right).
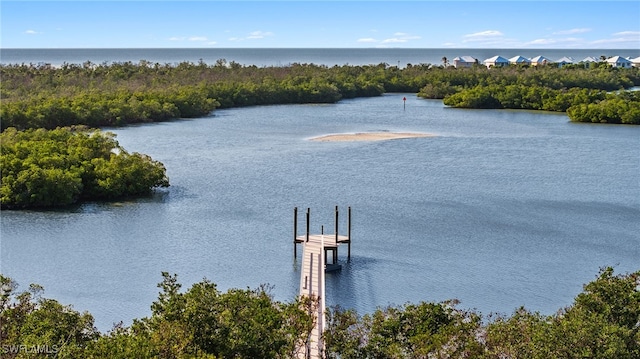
294, 207, 298, 259
348, 206, 351, 260
306, 208, 310, 242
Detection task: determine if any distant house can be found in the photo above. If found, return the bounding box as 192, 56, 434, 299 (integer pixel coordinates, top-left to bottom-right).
631, 57, 640, 68
606, 56, 632, 68
580, 56, 600, 63
508, 55, 531, 66
529, 55, 552, 66
452, 56, 478, 68
555, 56, 575, 68
483, 55, 509, 68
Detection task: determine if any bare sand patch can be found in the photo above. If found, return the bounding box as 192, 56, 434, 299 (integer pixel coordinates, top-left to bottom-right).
310, 132, 435, 142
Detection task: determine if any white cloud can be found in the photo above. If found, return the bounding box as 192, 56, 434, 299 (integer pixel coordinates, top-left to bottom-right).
591, 31, 640, 46
382, 38, 408, 44
169, 36, 211, 43
356, 32, 420, 46
613, 31, 640, 37
553, 28, 591, 35
25, 30, 41, 35
460, 30, 523, 48
463, 30, 504, 41
228, 31, 274, 42
208, 41, 217, 45
247, 31, 274, 39
528, 38, 556, 45
525, 37, 586, 48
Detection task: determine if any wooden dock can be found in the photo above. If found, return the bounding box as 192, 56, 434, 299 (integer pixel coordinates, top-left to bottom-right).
297, 234, 326, 359
294, 207, 351, 359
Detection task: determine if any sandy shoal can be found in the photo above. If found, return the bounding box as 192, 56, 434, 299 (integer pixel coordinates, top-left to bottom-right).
310, 132, 435, 142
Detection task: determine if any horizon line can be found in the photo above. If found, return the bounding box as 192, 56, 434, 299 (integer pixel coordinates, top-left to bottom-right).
3, 47, 639, 50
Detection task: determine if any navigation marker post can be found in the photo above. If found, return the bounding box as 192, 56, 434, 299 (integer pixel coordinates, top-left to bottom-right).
403, 96, 406, 110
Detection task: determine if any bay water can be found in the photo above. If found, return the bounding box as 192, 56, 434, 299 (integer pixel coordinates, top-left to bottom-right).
2, 93, 639, 331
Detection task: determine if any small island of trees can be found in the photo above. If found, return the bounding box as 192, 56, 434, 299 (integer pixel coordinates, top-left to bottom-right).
0, 127, 169, 209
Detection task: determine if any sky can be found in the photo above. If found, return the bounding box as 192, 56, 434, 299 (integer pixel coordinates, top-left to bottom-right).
1, 1, 639, 49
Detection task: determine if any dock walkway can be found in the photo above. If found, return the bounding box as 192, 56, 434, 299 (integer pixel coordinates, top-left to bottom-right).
294, 207, 351, 359
297, 235, 326, 359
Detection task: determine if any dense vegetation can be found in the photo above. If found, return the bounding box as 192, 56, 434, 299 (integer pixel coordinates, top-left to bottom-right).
2, 60, 639, 130
1, 267, 638, 358
431, 65, 640, 124
0, 127, 169, 209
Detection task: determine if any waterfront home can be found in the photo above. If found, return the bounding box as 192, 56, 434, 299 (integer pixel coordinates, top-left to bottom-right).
606, 56, 633, 68
452, 56, 478, 68
508, 55, 531, 65
631, 56, 640, 68
483, 55, 509, 68
555, 56, 575, 68
580, 56, 600, 63
529, 55, 552, 66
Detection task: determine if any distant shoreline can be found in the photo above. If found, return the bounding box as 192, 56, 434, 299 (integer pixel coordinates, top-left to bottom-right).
310, 132, 435, 142
2, 48, 638, 68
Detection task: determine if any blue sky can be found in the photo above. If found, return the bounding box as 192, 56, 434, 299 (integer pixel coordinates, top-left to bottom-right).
2, 1, 639, 49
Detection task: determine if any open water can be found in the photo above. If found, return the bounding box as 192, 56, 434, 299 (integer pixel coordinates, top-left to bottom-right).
2, 92, 639, 331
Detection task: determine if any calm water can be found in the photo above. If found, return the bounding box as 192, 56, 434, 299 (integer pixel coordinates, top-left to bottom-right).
2, 48, 639, 68
2, 94, 639, 331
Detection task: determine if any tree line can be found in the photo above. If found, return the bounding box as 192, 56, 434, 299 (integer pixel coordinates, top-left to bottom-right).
2, 60, 639, 130
428, 66, 640, 124
1, 267, 638, 358
0, 127, 169, 209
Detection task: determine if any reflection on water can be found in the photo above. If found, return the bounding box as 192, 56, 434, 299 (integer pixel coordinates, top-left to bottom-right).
2, 94, 639, 331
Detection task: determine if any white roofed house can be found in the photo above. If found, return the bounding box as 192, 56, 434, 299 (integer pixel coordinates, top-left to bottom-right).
508, 55, 531, 66
579, 56, 601, 68
529, 55, 552, 66
631, 57, 640, 68
452, 56, 478, 68
555, 56, 575, 68
606, 56, 633, 68
483, 55, 509, 68
581, 56, 599, 63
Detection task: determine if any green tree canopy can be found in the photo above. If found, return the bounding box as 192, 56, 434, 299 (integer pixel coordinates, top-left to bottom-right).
1, 127, 169, 209
1, 267, 638, 358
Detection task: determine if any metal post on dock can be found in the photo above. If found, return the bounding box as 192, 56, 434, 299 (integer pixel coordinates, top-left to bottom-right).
348, 206, 351, 260
335, 206, 339, 244
294, 207, 298, 259
306, 208, 310, 242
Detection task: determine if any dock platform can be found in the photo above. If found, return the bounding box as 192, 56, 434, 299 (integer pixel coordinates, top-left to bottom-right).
294, 207, 352, 358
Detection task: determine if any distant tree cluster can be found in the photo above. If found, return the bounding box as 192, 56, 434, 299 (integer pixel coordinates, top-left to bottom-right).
418, 65, 640, 124
3, 60, 637, 129
1, 267, 638, 358
0, 127, 169, 209
567, 91, 640, 124
0, 61, 392, 130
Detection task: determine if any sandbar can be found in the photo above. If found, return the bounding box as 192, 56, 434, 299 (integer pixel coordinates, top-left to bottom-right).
310, 132, 435, 142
